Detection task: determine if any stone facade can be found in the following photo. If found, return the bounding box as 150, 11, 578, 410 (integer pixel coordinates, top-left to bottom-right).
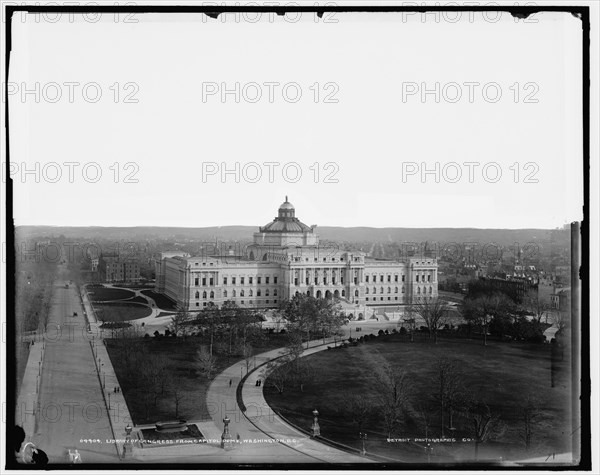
155, 198, 438, 311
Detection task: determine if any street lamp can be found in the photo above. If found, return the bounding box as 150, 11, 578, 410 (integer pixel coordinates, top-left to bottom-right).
221, 416, 232, 449
425, 443, 433, 462
311, 409, 320, 438
359, 432, 367, 455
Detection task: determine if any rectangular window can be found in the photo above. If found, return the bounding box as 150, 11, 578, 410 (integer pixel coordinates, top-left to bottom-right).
241, 277, 245, 285
306, 278, 309, 285
266, 277, 270, 284
315, 278, 318, 285
209, 278, 214, 286
341, 277, 344, 284
295, 278, 299, 286
416, 275, 419, 282
202, 277, 206, 286
354, 277, 358, 285
274, 277, 278, 284
223, 277, 228, 285
395, 275, 398, 282
402, 275, 405, 282
332, 277, 336, 285
258, 277, 262, 284
428, 275, 431, 282
194, 277, 199, 286
366, 276, 369, 283
257, 290, 261, 297
387, 275, 391, 282
274, 289, 278, 296
249, 277, 253, 284
380, 275, 384, 282
232, 277, 236, 285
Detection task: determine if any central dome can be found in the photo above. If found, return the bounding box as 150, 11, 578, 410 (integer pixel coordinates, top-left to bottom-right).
259, 197, 313, 233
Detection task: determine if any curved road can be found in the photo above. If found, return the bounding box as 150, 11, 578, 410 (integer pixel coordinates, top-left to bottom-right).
205, 340, 371, 464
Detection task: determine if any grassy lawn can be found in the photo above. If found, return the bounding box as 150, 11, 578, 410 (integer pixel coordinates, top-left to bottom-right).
125, 295, 150, 305
107, 333, 292, 425
141, 290, 178, 310
88, 287, 135, 301
95, 302, 152, 321
264, 334, 572, 463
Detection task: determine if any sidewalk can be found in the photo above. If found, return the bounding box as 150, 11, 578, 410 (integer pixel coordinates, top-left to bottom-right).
239, 342, 372, 464
81, 285, 135, 458
204, 338, 371, 464
15, 334, 46, 442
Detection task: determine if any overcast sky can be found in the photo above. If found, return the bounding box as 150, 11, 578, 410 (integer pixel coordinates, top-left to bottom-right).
6, 10, 584, 229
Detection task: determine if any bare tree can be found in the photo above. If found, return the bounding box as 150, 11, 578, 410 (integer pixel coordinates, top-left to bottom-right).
462, 293, 510, 346
411, 297, 450, 343
262, 358, 292, 394
172, 387, 185, 419
373, 359, 410, 438
194, 347, 218, 380
434, 358, 464, 437
519, 393, 543, 450
417, 404, 432, 439
349, 395, 374, 433
522, 290, 551, 324
462, 398, 504, 460
169, 307, 191, 338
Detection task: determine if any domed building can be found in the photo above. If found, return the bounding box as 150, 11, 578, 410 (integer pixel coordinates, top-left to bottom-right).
155, 198, 438, 314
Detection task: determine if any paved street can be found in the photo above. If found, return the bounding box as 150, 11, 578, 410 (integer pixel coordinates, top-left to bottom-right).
31, 266, 119, 463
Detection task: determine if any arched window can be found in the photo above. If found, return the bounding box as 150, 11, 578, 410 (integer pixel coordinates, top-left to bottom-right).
402, 286, 405, 293
240, 290, 245, 297
223, 290, 228, 298
417, 287, 421, 294
249, 289, 253, 297
266, 289, 270, 296
394, 287, 398, 293
429, 286, 433, 294
387, 287, 391, 294
195, 291, 200, 299
380, 287, 384, 294
365, 288, 369, 294
232, 289, 236, 297
274, 289, 278, 296
373, 287, 376, 294
341, 290, 345, 297
202, 291, 207, 299
210, 291, 214, 299
354, 290, 359, 297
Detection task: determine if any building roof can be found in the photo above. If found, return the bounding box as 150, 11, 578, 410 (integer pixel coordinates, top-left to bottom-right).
259, 197, 314, 234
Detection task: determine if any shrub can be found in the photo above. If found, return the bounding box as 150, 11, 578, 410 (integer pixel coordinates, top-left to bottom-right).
378, 330, 385, 336
144, 333, 150, 339
392, 328, 398, 334
399, 327, 407, 335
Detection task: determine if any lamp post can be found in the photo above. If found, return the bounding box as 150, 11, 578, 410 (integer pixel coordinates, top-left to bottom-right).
359, 432, 367, 455
311, 409, 320, 438
107, 392, 111, 410
425, 443, 433, 463
123, 423, 133, 458
221, 416, 232, 449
